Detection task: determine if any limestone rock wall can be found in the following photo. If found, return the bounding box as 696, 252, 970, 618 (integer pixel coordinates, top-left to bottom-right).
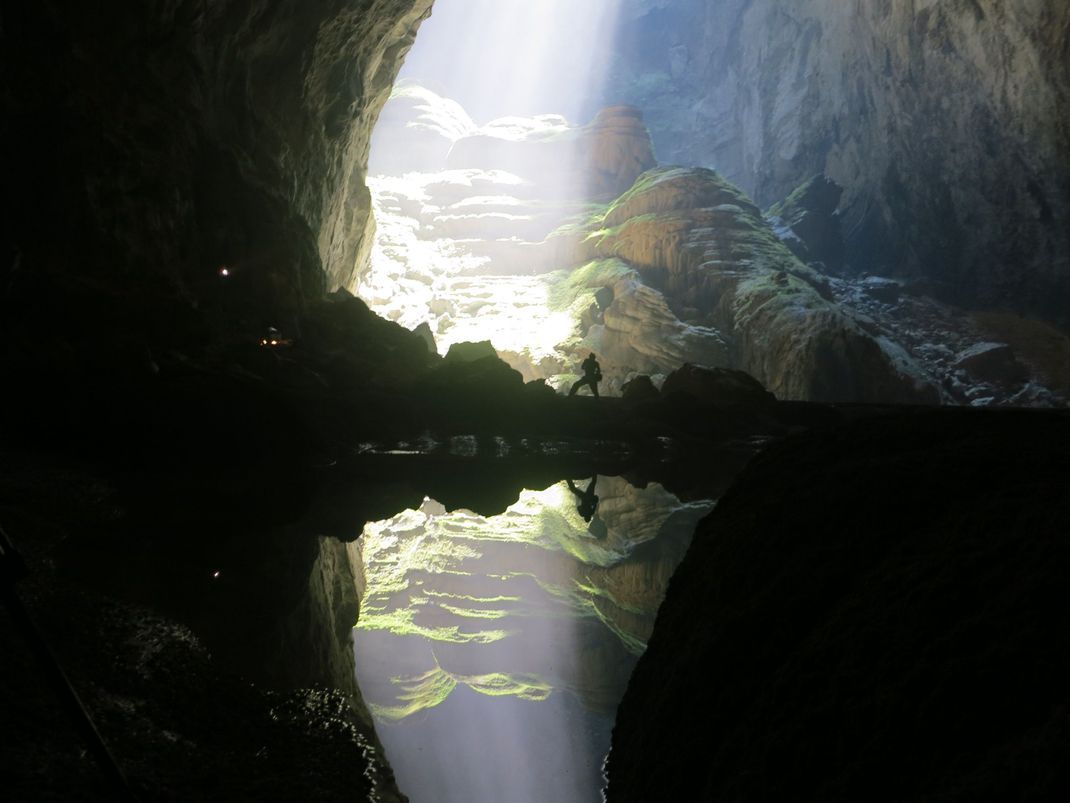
2, 0, 432, 331
563, 167, 939, 403
605, 0, 1070, 322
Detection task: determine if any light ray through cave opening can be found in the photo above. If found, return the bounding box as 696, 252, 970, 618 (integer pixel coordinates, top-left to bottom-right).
399, 0, 624, 124
356, 0, 633, 391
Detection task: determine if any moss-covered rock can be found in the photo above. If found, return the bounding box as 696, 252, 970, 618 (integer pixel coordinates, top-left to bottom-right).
569, 167, 938, 403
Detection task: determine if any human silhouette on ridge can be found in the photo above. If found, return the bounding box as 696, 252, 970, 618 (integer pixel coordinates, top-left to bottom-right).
568, 353, 602, 398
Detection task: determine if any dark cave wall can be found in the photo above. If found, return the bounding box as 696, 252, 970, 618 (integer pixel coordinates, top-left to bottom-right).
5, 0, 1066, 336
607, 0, 1070, 321
1, 0, 431, 338
605, 409, 1070, 802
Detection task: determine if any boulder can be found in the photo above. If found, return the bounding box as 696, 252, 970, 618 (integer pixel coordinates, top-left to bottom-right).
581, 106, 658, 199
298, 290, 439, 388
661, 364, 776, 406
524, 378, 558, 399
621, 375, 660, 403
444, 340, 499, 364
952, 342, 1030, 385
412, 322, 437, 354
860, 276, 903, 304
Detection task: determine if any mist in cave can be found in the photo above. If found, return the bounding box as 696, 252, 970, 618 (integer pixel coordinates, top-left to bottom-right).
396, 0, 622, 124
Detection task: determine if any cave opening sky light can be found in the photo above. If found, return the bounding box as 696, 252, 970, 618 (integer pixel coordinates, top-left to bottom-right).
360, 0, 633, 376
398, 0, 625, 123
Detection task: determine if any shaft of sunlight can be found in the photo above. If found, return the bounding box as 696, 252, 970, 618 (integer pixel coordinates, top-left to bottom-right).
400, 0, 623, 123
359, 0, 630, 386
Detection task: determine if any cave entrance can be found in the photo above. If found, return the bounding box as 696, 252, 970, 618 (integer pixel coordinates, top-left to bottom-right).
354, 0, 630, 391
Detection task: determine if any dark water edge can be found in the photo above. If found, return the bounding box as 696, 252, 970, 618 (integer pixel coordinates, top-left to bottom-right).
0, 438, 747, 801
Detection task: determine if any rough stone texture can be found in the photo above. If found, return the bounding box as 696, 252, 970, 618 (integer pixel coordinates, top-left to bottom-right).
1, 5, 439, 798
606, 408, 1070, 803
0, 459, 406, 802
567, 167, 940, 403
604, 0, 1070, 322
952, 341, 1030, 386
2, 0, 433, 332
621, 374, 659, 402
766, 175, 846, 271
584, 262, 731, 385
661, 364, 776, 406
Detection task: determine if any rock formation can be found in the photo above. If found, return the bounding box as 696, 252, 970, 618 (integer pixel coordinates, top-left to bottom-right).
562, 167, 940, 402
766, 175, 846, 272
603, 0, 1070, 322
362, 87, 958, 404
606, 409, 1070, 802
2, 0, 434, 345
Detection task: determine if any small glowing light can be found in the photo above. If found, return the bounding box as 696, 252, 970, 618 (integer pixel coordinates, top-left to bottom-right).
212, 571, 221, 579
219, 267, 230, 277
270, 340, 278, 346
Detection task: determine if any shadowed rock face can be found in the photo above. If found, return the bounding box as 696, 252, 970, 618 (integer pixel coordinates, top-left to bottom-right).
1, 4, 436, 799
766, 175, 846, 272
605, 408, 1070, 803
2, 0, 433, 339
604, 1, 1070, 322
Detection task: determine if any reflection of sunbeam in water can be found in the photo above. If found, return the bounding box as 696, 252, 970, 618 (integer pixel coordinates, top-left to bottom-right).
353, 478, 714, 803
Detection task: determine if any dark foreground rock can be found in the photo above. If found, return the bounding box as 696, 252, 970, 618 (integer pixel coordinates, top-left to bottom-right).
661, 363, 777, 406
606, 408, 1070, 802
0, 461, 405, 802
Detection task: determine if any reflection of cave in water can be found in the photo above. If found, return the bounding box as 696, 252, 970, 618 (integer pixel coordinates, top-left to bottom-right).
353, 477, 713, 803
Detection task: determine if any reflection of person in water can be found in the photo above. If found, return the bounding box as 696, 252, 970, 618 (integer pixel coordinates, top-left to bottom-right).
568, 353, 602, 398
566, 476, 599, 522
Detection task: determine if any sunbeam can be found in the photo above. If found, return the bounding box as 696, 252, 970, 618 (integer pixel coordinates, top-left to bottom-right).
398, 0, 624, 124
360, 0, 653, 391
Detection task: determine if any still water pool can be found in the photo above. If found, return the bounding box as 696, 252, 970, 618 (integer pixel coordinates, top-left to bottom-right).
354, 476, 714, 803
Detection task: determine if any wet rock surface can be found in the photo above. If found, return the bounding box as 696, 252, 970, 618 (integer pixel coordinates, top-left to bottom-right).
606, 408, 1070, 803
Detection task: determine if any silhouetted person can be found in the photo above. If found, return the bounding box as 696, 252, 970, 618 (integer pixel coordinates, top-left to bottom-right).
567, 476, 599, 522
569, 353, 602, 398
